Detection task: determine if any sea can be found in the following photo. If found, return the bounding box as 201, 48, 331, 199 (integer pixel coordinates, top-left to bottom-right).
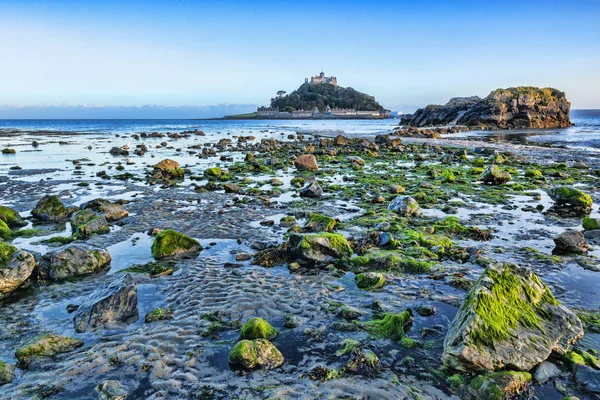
0, 110, 599, 150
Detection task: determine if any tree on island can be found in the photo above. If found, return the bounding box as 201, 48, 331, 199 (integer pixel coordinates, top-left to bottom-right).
276, 90, 287, 98
270, 83, 384, 112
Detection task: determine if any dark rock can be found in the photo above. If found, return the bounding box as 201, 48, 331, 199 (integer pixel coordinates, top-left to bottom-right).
74, 273, 138, 332
38, 243, 111, 281
299, 180, 323, 198
553, 230, 588, 254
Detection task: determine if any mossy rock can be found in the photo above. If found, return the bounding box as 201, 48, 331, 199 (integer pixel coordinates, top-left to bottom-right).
582, 217, 600, 231
336, 338, 361, 356
0, 220, 13, 241
549, 186, 593, 212
525, 169, 543, 179
470, 371, 532, 400
0, 242, 16, 267
71, 209, 110, 239
344, 348, 380, 376
0, 360, 15, 385
359, 310, 413, 341
351, 250, 435, 274
355, 272, 385, 290
1, 148, 16, 154
15, 334, 83, 367
240, 317, 277, 340
31, 195, 75, 223
0, 206, 27, 228
303, 213, 336, 232
228, 339, 284, 370
204, 167, 222, 178
151, 230, 202, 259
442, 262, 584, 372
480, 165, 511, 185
145, 307, 173, 323
288, 232, 352, 264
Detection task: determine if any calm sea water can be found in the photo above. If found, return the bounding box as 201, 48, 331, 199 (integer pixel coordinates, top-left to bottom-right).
0, 111, 599, 149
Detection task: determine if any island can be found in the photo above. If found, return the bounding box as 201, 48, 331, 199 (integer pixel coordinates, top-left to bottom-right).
225, 72, 391, 119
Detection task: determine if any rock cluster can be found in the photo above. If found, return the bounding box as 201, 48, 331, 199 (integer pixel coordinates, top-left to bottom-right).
401, 87, 571, 129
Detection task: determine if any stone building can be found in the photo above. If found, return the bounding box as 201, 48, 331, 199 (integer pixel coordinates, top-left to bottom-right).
305, 72, 338, 86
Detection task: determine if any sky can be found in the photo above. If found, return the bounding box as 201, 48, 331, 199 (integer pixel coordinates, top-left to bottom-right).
0, 0, 599, 117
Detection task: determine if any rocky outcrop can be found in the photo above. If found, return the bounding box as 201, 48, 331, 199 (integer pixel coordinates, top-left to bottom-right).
74, 273, 138, 332
38, 243, 111, 281
401, 87, 571, 129
288, 233, 352, 264
0, 244, 36, 299
442, 263, 583, 372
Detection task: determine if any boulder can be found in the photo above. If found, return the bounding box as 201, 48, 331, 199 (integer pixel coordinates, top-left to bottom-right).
299, 180, 323, 198
0, 205, 27, 228
0, 244, 36, 299
74, 273, 138, 332
154, 159, 180, 172
71, 209, 110, 239
583, 217, 600, 231
401, 87, 571, 129
228, 339, 284, 370
288, 233, 352, 264
152, 159, 184, 181
549, 186, 593, 214
442, 263, 583, 372
574, 365, 600, 395
151, 229, 202, 259
223, 182, 242, 193
204, 167, 222, 178
0, 360, 15, 385
532, 361, 560, 383
388, 196, 422, 217
82, 199, 128, 222
553, 230, 588, 254
38, 243, 111, 281
15, 334, 83, 367
355, 272, 385, 290
344, 348, 380, 376
480, 165, 511, 185
303, 213, 336, 232
31, 195, 77, 223
294, 154, 319, 171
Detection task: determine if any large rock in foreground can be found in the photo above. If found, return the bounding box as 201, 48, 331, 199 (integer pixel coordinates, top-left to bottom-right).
0, 244, 36, 299
74, 273, 138, 332
442, 263, 583, 372
401, 87, 571, 129
38, 244, 111, 281
289, 233, 352, 264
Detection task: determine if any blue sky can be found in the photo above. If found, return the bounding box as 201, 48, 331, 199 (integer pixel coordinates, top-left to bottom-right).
0, 0, 599, 116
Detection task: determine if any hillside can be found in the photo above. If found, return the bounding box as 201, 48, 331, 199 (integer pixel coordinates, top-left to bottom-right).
270, 83, 384, 112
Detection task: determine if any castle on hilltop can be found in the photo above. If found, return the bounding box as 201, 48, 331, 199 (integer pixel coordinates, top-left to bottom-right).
305, 72, 338, 86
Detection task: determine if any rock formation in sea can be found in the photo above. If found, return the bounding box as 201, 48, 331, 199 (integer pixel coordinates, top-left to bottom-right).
401, 86, 571, 129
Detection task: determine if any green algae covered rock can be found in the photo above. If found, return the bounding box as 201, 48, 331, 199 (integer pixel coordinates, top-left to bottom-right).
0, 360, 15, 385
480, 165, 511, 185
336, 338, 361, 356
0, 220, 12, 241
15, 334, 83, 367
387, 195, 422, 217
71, 209, 110, 239
360, 310, 413, 341
240, 317, 277, 340
31, 195, 76, 223
470, 371, 532, 400
303, 213, 336, 232
549, 186, 593, 213
0, 206, 27, 228
0, 242, 16, 267
288, 232, 352, 264
228, 338, 284, 370
38, 244, 111, 281
351, 250, 435, 274
442, 263, 583, 372
151, 229, 202, 259
345, 348, 380, 376
583, 217, 600, 231
355, 272, 385, 290
204, 167, 222, 178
